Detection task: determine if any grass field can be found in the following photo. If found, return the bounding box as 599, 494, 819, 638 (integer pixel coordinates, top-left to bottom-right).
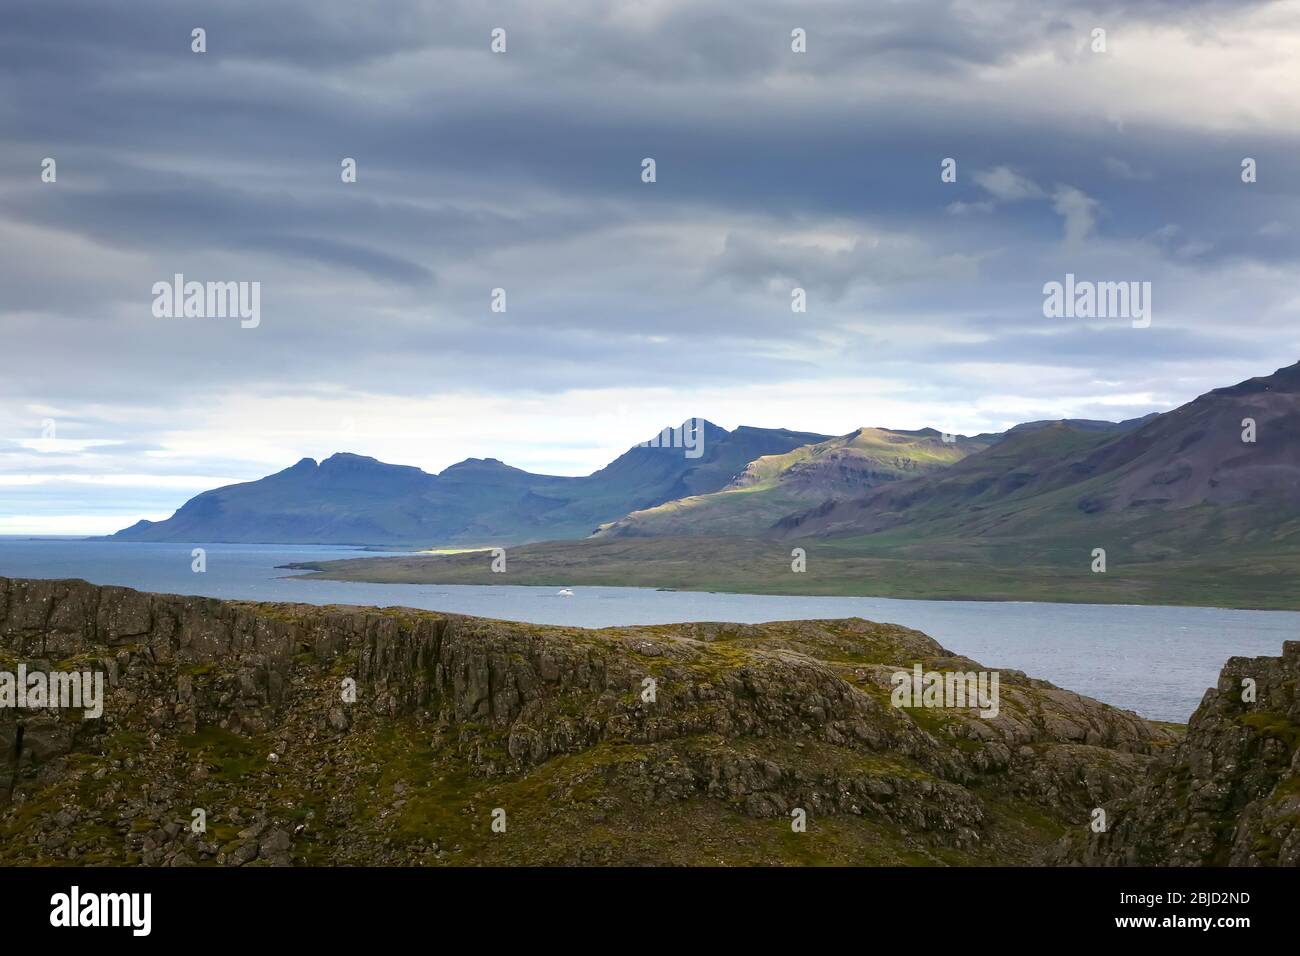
292, 522, 1300, 611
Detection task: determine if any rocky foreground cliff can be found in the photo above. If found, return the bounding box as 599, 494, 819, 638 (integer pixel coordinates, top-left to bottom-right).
1054, 639, 1300, 866
0, 577, 1293, 866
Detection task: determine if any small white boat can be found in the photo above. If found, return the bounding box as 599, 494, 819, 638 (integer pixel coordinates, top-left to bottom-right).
557, 588, 575, 597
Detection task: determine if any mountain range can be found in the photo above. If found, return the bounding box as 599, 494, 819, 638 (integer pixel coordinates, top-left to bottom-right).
108, 361, 1300, 608
777, 365, 1300, 539
281, 361, 1300, 609
109, 421, 831, 547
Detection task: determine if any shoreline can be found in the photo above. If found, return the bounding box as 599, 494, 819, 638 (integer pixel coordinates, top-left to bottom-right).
0, 567, 1287, 721
284, 561, 1300, 615
16, 536, 1296, 614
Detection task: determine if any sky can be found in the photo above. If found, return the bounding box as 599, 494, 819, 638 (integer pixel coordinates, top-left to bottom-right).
3, 0, 1300, 534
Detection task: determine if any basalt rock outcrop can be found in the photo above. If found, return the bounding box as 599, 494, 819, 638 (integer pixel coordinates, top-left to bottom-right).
1056, 640, 1300, 866
0, 576, 1192, 866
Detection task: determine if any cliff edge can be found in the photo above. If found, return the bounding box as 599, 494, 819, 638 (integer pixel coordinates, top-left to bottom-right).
0, 576, 1219, 866
1056, 640, 1300, 866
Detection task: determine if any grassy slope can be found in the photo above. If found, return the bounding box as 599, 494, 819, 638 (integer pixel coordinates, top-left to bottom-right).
294, 409, 1300, 609
597, 428, 981, 538
292, 514, 1300, 610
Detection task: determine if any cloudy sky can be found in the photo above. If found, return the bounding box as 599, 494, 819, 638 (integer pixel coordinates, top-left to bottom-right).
3, 0, 1299, 534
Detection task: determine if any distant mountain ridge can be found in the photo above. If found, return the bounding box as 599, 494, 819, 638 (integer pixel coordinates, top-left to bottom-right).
778, 360, 1300, 539
109, 362, 1294, 557
108, 421, 832, 547
290, 361, 1300, 611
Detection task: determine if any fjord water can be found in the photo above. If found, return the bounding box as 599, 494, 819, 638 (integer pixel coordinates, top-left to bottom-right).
2, 537, 1295, 723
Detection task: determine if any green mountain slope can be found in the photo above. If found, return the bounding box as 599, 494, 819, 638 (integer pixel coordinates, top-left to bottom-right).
596, 427, 989, 538
777, 361, 1300, 555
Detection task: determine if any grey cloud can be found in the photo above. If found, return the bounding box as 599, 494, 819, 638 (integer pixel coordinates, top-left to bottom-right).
1, 0, 1298, 520
975, 167, 1047, 202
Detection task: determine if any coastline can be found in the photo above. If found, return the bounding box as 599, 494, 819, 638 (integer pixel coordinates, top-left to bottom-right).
282, 536, 1300, 613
